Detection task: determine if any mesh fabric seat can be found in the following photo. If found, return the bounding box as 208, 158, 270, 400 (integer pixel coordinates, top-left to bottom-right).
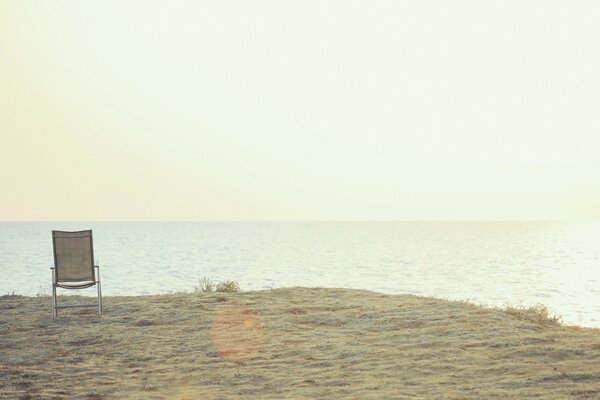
51, 230, 102, 318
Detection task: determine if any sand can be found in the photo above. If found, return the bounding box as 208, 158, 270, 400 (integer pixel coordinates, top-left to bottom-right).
1, 287, 600, 399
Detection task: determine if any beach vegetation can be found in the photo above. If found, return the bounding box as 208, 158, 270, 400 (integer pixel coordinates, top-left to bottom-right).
215, 280, 240, 293
195, 277, 240, 293
195, 277, 215, 292
1, 288, 598, 398
36, 286, 50, 298
0, 291, 21, 299
502, 303, 562, 326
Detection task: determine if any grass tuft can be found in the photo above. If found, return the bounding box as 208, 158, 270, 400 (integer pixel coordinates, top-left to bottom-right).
502, 303, 562, 327
215, 280, 240, 293
195, 277, 215, 293
195, 277, 240, 293
0, 291, 22, 300
36, 286, 50, 298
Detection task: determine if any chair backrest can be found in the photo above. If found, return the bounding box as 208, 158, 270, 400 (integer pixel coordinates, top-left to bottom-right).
52, 230, 95, 283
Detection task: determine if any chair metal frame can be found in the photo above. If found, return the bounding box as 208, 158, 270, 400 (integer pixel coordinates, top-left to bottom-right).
51, 230, 103, 319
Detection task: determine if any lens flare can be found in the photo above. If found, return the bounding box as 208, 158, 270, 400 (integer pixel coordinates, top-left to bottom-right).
210, 304, 265, 359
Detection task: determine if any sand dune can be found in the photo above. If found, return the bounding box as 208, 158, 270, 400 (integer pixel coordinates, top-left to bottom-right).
1, 288, 600, 399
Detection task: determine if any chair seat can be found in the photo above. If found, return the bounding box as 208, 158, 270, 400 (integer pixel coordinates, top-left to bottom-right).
56, 280, 97, 289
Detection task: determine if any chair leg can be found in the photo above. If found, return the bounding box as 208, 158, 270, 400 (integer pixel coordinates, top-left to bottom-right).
97, 281, 103, 316
52, 285, 58, 319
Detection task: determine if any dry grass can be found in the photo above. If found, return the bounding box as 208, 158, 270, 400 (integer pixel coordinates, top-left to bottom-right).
0, 291, 20, 299
1, 288, 600, 399
502, 304, 563, 327
215, 280, 240, 293
195, 278, 240, 293
194, 277, 215, 292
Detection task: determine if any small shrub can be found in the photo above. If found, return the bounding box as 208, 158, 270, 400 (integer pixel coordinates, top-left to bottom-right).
195, 277, 215, 293
195, 278, 240, 293
503, 304, 562, 326
216, 280, 240, 293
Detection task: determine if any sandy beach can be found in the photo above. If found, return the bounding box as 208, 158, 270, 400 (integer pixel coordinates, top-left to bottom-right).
1, 287, 600, 399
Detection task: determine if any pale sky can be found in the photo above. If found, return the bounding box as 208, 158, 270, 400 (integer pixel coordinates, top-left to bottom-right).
1, 1, 599, 221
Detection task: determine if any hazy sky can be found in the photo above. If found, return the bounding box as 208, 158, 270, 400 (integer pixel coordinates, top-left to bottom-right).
1, 1, 599, 221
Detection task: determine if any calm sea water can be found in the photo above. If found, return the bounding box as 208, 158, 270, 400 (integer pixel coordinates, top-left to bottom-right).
1, 222, 599, 327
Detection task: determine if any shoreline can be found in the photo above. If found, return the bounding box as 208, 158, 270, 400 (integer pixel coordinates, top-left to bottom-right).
2, 287, 600, 398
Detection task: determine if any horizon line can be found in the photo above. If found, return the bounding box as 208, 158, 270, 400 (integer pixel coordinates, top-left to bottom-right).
0, 219, 588, 223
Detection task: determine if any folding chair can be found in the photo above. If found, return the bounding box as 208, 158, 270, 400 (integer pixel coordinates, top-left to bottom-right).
51, 230, 102, 318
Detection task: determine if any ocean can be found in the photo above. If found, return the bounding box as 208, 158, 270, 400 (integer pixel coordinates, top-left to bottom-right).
1, 221, 599, 327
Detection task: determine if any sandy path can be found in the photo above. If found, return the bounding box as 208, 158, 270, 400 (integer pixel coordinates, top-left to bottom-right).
1, 288, 600, 399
